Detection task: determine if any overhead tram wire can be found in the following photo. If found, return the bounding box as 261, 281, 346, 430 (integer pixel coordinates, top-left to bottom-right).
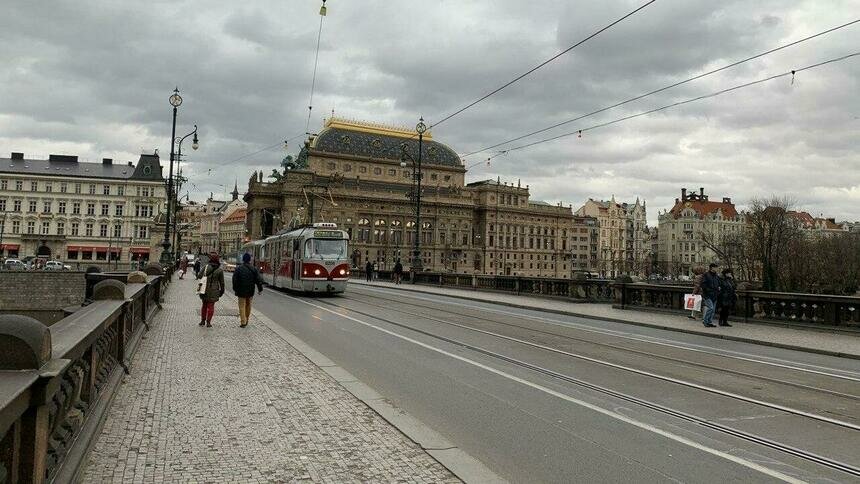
306, 0, 327, 132
428, 0, 658, 130
489, 52, 860, 156
462, 18, 860, 158
208, 131, 307, 171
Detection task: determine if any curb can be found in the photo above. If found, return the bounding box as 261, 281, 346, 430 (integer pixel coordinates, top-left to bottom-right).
350, 281, 860, 361
234, 291, 505, 484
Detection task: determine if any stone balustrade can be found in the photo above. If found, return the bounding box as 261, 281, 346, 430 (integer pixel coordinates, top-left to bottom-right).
0, 264, 171, 483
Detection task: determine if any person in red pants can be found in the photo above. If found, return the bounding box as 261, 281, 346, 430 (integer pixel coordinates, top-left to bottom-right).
197, 251, 225, 327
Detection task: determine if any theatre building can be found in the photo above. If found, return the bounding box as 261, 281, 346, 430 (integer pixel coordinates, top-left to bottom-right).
244, 118, 596, 278
0, 152, 167, 268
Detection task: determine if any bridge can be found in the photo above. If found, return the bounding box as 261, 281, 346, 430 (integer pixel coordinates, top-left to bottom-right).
2, 268, 859, 483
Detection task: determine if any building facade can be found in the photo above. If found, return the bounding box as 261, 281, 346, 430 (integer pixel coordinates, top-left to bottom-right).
0, 152, 166, 268
244, 118, 595, 278
657, 188, 745, 276
218, 207, 247, 259
575, 197, 649, 277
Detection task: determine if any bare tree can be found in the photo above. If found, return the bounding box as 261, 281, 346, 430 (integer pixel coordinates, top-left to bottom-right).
745, 197, 804, 291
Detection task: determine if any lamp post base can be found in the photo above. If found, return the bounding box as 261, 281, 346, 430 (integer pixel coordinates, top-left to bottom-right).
159, 241, 173, 268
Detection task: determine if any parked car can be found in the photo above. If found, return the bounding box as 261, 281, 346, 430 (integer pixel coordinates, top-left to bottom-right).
44, 260, 68, 271
3, 259, 26, 270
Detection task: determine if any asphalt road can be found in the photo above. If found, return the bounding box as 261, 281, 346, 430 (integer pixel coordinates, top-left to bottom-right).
236, 279, 860, 483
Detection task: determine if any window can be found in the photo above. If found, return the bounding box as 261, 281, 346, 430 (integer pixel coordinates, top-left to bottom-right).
60, 182, 67, 193
103, 184, 110, 195
57, 222, 65, 235
88, 184, 96, 195
136, 225, 149, 239
373, 167, 381, 175
13, 200, 21, 212
113, 224, 122, 238
12, 220, 20, 234
81, 250, 93, 260
0, 200, 4, 211
117, 185, 124, 196
430, 173, 437, 181
115, 204, 124, 217
28, 200, 36, 212
15, 181, 23, 191
0, 180, 6, 190
87, 203, 95, 215
359, 166, 367, 173
444, 175, 451, 182
388, 169, 396, 176
71, 222, 79, 236
42, 201, 51, 213
135, 205, 153, 217
67, 249, 78, 259
101, 203, 109, 216
41, 221, 50, 235
343, 164, 352, 172
26, 221, 35, 234
74, 183, 81, 194
73, 202, 81, 215
85, 223, 93, 236
327, 162, 336, 170
100, 224, 108, 237
45, 183, 52, 193
30, 181, 37, 192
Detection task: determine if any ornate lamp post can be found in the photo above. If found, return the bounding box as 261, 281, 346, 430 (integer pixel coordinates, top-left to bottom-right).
400, 117, 426, 275
172, 125, 199, 254
160, 88, 183, 266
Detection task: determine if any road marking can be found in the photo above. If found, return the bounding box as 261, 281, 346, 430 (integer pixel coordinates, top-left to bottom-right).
278, 292, 806, 483
353, 284, 860, 381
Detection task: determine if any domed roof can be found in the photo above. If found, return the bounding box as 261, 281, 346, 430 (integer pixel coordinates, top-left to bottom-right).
311, 118, 462, 168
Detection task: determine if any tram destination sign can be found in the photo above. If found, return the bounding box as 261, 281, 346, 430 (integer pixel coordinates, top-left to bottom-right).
314, 230, 342, 238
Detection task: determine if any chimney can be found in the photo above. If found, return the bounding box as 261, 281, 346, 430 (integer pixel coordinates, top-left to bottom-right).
681, 188, 687, 201
675, 198, 679, 204
722, 197, 731, 204
827, 217, 836, 224
699, 187, 704, 197
128, 162, 133, 166
48, 154, 78, 163
102, 158, 113, 165
10, 152, 24, 160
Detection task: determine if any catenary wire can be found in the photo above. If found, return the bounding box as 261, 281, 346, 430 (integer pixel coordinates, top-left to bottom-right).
307, 11, 325, 132
461, 18, 860, 158
429, 0, 658, 130
490, 52, 860, 156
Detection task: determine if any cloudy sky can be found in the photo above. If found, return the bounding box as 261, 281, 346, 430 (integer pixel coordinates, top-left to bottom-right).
2, 0, 858, 224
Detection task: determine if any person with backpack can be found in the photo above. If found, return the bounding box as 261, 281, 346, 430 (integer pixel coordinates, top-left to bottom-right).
232, 253, 263, 328
196, 251, 225, 328
700, 263, 721, 327
393, 259, 403, 284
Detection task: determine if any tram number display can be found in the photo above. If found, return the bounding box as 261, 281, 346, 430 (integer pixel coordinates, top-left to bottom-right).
314, 230, 342, 238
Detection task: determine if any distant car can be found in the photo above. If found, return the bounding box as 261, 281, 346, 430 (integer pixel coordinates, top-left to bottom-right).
44, 260, 67, 271
224, 263, 236, 272
3, 259, 26, 270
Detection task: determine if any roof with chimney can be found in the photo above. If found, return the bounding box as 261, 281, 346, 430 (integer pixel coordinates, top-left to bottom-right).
0, 152, 164, 181
668, 188, 738, 219
787, 211, 846, 231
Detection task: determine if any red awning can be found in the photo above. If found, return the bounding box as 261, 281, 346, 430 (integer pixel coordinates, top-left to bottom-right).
130, 247, 150, 254
0, 244, 20, 250
67, 246, 97, 252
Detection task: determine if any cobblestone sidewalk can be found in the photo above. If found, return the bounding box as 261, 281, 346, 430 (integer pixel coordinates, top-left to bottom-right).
80, 276, 458, 483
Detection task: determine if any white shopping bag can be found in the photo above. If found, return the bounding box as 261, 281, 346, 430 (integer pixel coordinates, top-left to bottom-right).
684, 294, 702, 311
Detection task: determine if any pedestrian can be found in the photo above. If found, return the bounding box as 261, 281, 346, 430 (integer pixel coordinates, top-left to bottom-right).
365, 260, 373, 282
232, 253, 263, 328
689, 266, 705, 320
193, 258, 202, 278
179, 257, 188, 279
393, 258, 403, 285
718, 268, 737, 327
197, 251, 225, 327
700, 263, 721, 327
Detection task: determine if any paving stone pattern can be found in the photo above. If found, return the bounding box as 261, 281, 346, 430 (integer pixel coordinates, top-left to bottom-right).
81, 277, 458, 483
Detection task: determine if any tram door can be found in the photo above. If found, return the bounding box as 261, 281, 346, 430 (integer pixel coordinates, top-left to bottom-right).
271, 240, 280, 288
292, 239, 302, 288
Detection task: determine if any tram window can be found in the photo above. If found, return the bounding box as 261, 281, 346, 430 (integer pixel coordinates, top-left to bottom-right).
293, 239, 300, 254
304, 238, 347, 259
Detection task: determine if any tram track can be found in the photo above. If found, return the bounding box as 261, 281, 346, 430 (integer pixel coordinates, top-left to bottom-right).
299, 294, 860, 479
349, 285, 860, 384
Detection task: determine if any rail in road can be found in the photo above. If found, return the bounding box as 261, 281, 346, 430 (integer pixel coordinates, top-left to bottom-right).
248, 281, 860, 483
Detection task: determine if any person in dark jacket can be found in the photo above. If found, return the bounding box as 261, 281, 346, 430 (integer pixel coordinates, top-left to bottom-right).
193, 258, 202, 278
393, 259, 403, 284
232, 253, 263, 328
717, 268, 737, 327
197, 251, 225, 327
179, 257, 188, 279
365, 260, 373, 282
700, 263, 721, 327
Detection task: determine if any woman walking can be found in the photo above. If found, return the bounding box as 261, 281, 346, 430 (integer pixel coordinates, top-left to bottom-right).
197, 251, 225, 327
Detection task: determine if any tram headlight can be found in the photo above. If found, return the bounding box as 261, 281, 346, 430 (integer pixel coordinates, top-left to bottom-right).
314, 269, 321, 276
339, 269, 346, 275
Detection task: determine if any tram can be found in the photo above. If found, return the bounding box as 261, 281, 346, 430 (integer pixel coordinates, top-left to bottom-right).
241, 223, 350, 294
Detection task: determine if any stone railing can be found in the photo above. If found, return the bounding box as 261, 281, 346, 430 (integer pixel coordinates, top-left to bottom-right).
613, 283, 860, 329
355, 270, 614, 302
0, 264, 171, 483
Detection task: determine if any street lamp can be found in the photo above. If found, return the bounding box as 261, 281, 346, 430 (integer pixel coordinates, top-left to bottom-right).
160, 87, 183, 266
172, 125, 199, 255
400, 117, 426, 275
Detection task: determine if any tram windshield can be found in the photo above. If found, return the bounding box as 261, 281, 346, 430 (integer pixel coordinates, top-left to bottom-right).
304, 238, 347, 259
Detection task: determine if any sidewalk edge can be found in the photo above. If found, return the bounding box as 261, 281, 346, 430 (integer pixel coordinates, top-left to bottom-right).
351, 281, 860, 361
236, 291, 506, 484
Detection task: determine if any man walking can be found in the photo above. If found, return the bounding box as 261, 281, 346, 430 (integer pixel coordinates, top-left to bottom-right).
393, 258, 403, 284
701, 263, 721, 327
232, 253, 263, 328
365, 260, 373, 282
718, 268, 737, 327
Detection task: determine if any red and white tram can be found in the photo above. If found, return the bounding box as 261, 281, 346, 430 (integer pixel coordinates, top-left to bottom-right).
242, 223, 350, 294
